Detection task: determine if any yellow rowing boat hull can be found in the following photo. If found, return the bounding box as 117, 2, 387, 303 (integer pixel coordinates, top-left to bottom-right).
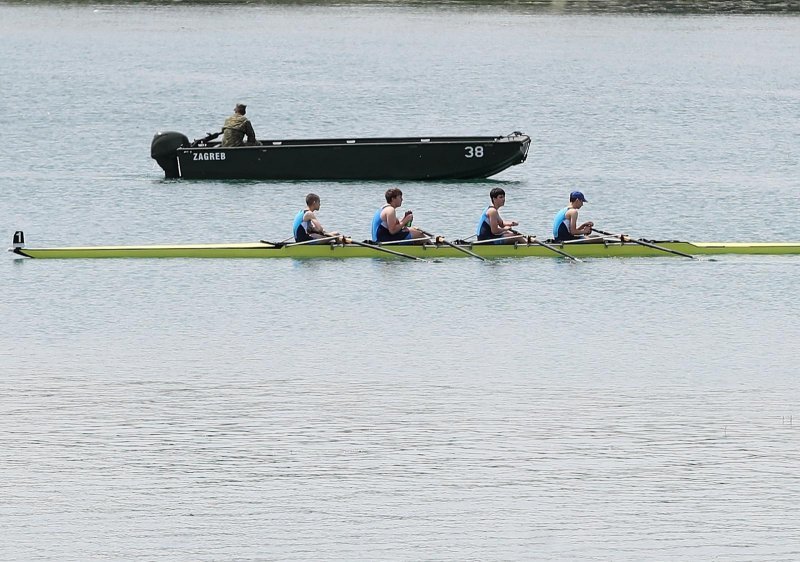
10, 240, 800, 259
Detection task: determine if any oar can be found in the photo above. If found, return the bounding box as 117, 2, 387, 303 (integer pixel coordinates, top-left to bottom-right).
380, 237, 434, 246
260, 235, 294, 247
285, 235, 340, 247
510, 230, 582, 263
591, 228, 697, 260
418, 229, 485, 261
439, 238, 486, 261
471, 234, 527, 245
532, 237, 583, 263
346, 238, 424, 261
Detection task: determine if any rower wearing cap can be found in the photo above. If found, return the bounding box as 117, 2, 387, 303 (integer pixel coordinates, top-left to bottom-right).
476, 187, 520, 244
552, 191, 596, 242
293, 193, 339, 242
371, 188, 426, 244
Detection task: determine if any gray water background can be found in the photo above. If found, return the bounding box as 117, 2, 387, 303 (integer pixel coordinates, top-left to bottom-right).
1, 2, 799, 560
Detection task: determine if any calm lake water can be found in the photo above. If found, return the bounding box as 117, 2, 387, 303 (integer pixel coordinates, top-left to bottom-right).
2, 2, 799, 560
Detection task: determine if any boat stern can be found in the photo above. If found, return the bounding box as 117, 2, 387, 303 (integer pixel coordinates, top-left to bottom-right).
8, 231, 26, 256
151, 131, 190, 178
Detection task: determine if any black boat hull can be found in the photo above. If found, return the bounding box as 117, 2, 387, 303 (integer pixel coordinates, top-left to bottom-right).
152, 132, 530, 181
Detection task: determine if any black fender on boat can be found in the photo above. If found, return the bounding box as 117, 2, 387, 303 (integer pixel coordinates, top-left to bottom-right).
151, 131, 189, 178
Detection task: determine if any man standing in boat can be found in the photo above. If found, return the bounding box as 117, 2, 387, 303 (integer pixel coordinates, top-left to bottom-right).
221, 103, 258, 147
476, 187, 520, 244
552, 191, 598, 242
371, 188, 427, 244
293, 193, 339, 242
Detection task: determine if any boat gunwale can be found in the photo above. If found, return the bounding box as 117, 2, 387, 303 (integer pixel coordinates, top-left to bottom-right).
181, 134, 531, 151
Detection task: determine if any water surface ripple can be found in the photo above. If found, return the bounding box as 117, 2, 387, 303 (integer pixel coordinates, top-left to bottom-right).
1, 4, 799, 560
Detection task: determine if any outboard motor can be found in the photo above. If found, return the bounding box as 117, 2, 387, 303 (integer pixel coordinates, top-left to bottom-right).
151, 131, 189, 178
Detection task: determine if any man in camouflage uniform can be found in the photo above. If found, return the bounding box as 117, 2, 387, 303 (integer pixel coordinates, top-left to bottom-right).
221, 103, 257, 147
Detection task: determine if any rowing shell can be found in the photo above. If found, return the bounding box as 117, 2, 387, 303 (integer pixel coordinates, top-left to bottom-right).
10, 238, 800, 259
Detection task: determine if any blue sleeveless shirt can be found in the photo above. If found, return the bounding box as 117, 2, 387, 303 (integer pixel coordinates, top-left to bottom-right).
552, 207, 570, 239
293, 209, 311, 241
371, 205, 390, 242
475, 206, 489, 237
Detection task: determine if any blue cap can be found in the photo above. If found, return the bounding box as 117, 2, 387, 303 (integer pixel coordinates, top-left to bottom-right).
570, 191, 588, 202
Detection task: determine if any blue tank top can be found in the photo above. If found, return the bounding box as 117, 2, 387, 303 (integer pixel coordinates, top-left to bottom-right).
371, 205, 390, 242
475, 206, 495, 240
553, 207, 569, 239
293, 209, 310, 241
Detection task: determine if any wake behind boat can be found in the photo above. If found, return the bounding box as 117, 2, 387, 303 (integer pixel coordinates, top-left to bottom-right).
10, 232, 800, 260
150, 131, 531, 180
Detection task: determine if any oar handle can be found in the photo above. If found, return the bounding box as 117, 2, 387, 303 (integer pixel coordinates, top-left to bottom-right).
591, 228, 625, 239
506, 229, 526, 241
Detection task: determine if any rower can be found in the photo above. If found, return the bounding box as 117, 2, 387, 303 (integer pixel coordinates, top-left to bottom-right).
552, 191, 601, 242
293, 193, 339, 242
371, 188, 427, 244
476, 187, 520, 244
